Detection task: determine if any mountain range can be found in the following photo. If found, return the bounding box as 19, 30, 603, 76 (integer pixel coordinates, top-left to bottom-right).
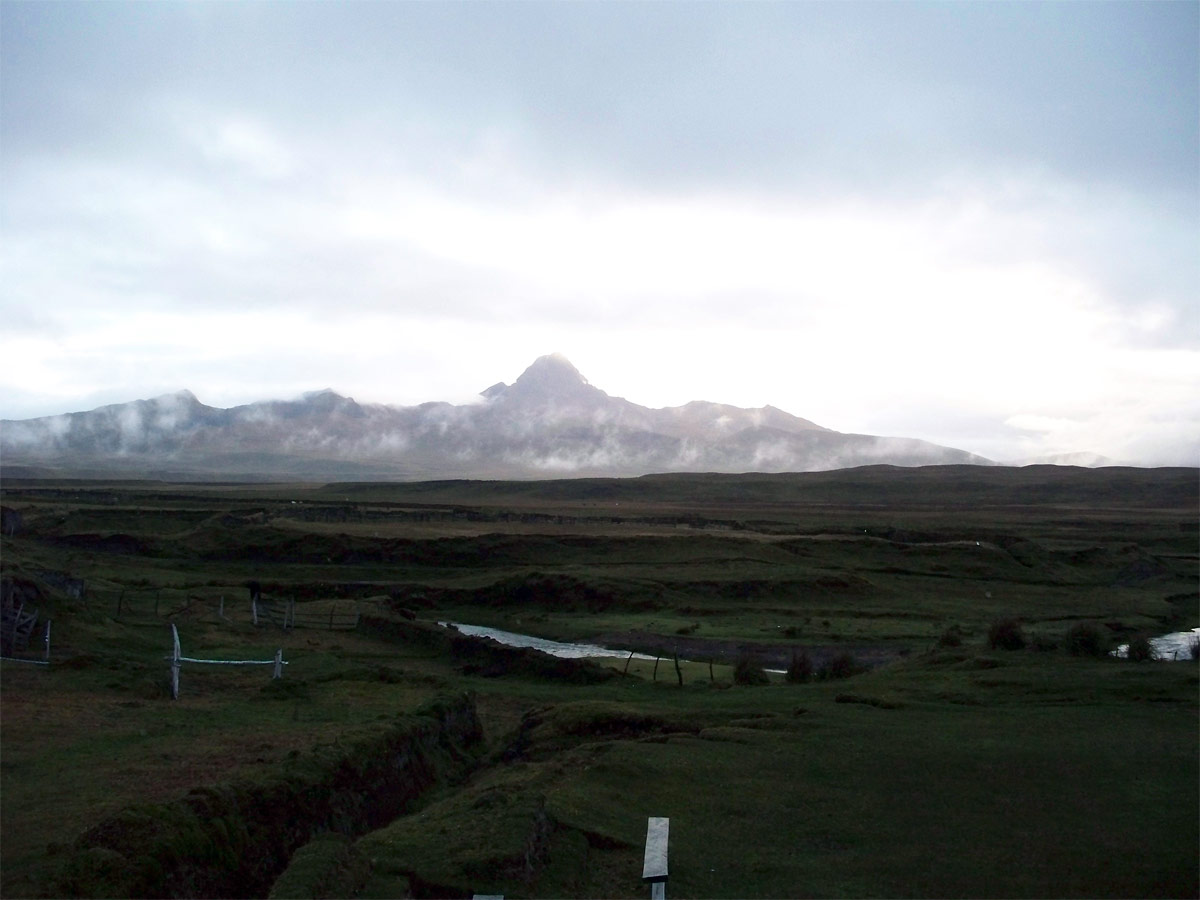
0, 354, 995, 480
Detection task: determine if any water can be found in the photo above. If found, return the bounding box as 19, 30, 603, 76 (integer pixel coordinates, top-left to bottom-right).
1111, 627, 1200, 661
447, 621, 1200, 666
440, 622, 658, 661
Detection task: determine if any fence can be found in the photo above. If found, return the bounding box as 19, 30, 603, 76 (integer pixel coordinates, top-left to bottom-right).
79, 588, 364, 632
168, 623, 286, 700
0, 597, 50, 665
252, 598, 361, 631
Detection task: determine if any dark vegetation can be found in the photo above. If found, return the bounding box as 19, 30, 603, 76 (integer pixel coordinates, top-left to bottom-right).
1064, 621, 1111, 657
987, 618, 1026, 651
1, 465, 1197, 898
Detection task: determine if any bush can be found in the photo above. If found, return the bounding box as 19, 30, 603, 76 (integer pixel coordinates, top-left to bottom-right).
1125, 634, 1154, 662
785, 650, 814, 684
936, 626, 963, 648
817, 651, 861, 681
1030, 634, 1059, 653
987, 619, 1026, 651
1064, 622, 1109, 657
1190, 637, 1200, 662
733, 654, 769, 685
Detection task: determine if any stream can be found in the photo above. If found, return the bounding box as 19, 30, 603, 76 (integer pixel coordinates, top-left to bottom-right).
441, 622, 658, 661
445, 622, 1200, 665
1112, 627, 1200, 660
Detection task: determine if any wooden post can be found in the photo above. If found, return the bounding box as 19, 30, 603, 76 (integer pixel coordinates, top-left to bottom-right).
673, 652, 683, 687
709, 658, 714, 683
273, 648, 283, 679
642, 817, 669, 899
623, 650, 634, 674
44, 620, 51, 662
652, 656, 660, 682
170, 624, 181, 700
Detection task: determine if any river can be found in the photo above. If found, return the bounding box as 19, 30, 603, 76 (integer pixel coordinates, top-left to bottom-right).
446, 622, 1200, 665
440, 622, 658, 661
1112, 627, 1200, 661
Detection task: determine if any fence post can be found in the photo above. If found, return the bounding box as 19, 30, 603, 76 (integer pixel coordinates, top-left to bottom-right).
642, 817, 669, 899
170, 624, 181, 700
273, 648, 283, 679
44, 620, 51, 662
252, 598, 258, 626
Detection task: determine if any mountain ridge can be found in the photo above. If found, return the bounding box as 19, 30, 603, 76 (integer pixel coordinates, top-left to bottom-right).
1, 354, 995, 480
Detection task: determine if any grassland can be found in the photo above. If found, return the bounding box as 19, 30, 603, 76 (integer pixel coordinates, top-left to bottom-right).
1, 465, 1196, 898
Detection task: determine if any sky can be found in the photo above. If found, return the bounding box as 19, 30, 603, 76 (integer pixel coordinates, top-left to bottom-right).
2, 1, 1197, 466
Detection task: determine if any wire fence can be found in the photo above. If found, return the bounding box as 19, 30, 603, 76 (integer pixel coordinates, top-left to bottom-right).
168, 623, 285, 700
78, 588, 366, 632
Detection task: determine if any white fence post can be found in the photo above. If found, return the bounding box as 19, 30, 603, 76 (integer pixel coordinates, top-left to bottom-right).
643, 817, 669, 900
44, 620, 51, 662
273, 648, 283, 679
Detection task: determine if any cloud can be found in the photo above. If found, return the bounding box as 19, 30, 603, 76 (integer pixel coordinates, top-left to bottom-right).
0, 2, 1195, 467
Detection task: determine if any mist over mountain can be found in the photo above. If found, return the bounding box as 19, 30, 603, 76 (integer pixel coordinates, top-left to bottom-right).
1, 354, 995, 480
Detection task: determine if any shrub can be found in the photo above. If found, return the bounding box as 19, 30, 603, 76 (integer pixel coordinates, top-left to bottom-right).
1190, 637, 1200, 662
733, 654, 769, 685
936, 626, 963, 648
817, 651, 861, 681
1030, 634, 1059, 653
987, 619, 1026, 651
1125, 634, 1154, 662
1064, 622, 1109, 657
785, 650, 814, 684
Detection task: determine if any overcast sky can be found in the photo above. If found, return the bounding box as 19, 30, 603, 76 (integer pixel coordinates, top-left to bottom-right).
2, 1, 1197, 465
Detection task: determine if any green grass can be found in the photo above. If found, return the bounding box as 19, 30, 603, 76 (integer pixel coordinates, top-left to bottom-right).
2, 468, 1197, 897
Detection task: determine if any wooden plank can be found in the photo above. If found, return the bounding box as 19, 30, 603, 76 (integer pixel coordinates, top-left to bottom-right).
642, 816, 669, 883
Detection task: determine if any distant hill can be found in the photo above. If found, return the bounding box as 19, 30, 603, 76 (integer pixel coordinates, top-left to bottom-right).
0, 353, 994, 481
1004, 452, 1119, 468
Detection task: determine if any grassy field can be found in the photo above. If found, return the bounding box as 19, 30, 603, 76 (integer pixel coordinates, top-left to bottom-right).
1, 465, 1196, 898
